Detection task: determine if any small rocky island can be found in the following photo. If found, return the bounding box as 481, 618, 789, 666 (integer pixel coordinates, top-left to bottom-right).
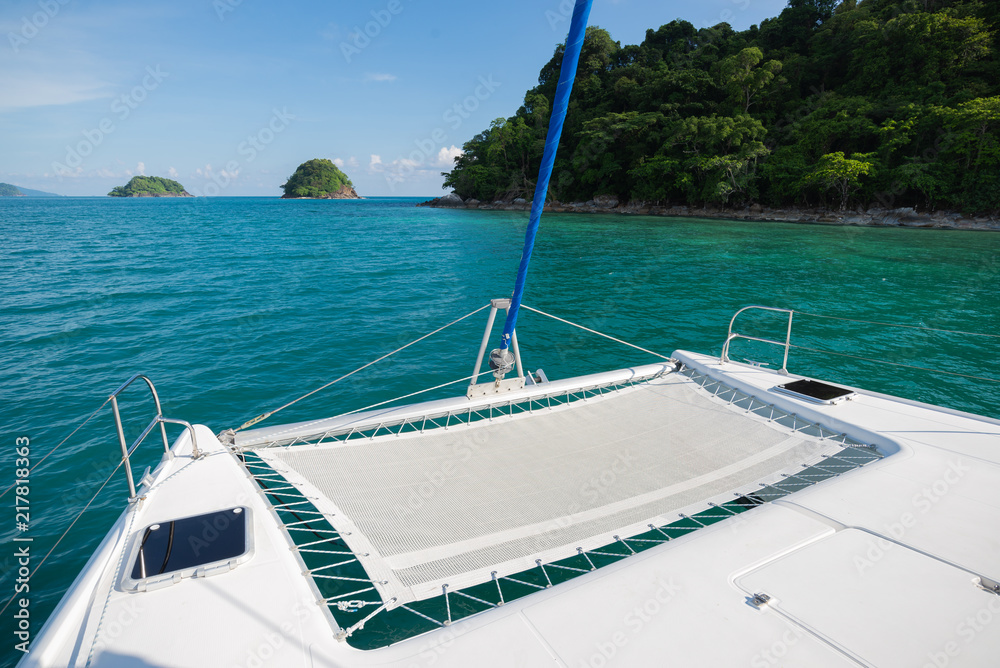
108, 176, 192, 197
281, 159, 359, 199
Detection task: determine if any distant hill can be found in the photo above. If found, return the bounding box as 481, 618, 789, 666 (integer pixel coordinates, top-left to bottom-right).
108, 176, 192, 197
281, 159, 359, 199
0, 182, 60, 197
16, 185, 61, 197
443, 0, 1000, 214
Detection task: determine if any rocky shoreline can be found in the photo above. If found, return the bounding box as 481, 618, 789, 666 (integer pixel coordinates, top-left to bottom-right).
280, 185, 360, 200
418, 193, 1000, 231
127, 191, 193, 197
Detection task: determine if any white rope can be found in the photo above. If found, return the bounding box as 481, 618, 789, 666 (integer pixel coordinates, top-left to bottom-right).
86, 499, 138, 668
234, 304, 490, 432
520, 305, 673, 360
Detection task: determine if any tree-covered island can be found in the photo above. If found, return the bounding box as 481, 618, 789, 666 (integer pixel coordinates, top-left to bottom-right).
108, 176, 192, 197
439, 0, 1000, 217
281, 159, 360, 199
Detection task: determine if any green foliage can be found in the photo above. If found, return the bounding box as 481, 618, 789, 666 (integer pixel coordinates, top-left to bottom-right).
443, 1, 1000, 213
108, 176, 187, 197
281, 159, 353, 198
0, 183, 22, 197
720, 47, 783, 113
803, 152, 875, 210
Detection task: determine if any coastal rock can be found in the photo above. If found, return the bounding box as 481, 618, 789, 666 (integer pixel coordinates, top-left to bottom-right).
593, 195, 618, 208
416, 197, 1000, 231
281, 184, 360, 199
439, 193, 465, 207
465, 198, 481, 207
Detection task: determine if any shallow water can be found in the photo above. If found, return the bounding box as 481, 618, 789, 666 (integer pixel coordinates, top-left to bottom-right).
1, 196, 998, 663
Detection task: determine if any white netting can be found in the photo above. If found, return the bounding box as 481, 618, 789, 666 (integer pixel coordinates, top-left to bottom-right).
258, 373, 838, 603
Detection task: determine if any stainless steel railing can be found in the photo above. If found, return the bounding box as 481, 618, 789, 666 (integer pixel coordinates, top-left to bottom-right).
720, 306, 794, 374
109, 374, 199, 500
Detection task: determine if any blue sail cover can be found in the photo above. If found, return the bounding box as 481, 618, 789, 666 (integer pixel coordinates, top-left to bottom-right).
499, 0, 594, 350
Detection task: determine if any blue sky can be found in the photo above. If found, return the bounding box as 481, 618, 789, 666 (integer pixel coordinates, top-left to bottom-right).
0, 0, 790, 197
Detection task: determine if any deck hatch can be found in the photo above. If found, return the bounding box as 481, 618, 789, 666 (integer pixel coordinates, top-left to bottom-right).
126, 507, 251, 586
773, 379, 855, 404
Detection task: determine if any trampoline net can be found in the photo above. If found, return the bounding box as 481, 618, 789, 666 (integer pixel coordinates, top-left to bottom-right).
258, 373, 843, 604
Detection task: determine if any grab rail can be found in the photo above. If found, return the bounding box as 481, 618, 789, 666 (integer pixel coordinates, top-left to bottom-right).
720, 306, 794, 374
109, 374, 200, 500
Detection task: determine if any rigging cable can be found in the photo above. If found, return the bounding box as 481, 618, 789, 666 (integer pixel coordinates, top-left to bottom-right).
234, 304, 489, 432
792, 310, 1000, 339
0, 396, 112, 501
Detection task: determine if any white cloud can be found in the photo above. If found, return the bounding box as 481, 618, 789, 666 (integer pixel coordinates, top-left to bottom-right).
365, 72, 397, 83
0, 73, 112, 111
136, 162, 146, 176
167, 167, 178, 178
433, 145, 463, 168
195, 163, 238, 181
333, 158, 345, 168
368, 155, 383, 172
347, 156, 359, 169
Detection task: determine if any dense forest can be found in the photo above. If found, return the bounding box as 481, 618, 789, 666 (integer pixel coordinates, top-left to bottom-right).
443, 0, 1000, 214
281, 159, 356, 198
108, 176, 190, 197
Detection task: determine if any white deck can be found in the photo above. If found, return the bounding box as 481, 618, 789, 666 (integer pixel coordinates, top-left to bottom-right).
23, 351, 1000, 667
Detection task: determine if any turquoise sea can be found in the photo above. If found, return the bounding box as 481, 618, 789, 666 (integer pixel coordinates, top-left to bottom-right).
1, 196, 999, 663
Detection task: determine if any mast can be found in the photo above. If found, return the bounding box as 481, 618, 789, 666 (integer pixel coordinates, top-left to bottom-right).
497, 0, 594, 353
